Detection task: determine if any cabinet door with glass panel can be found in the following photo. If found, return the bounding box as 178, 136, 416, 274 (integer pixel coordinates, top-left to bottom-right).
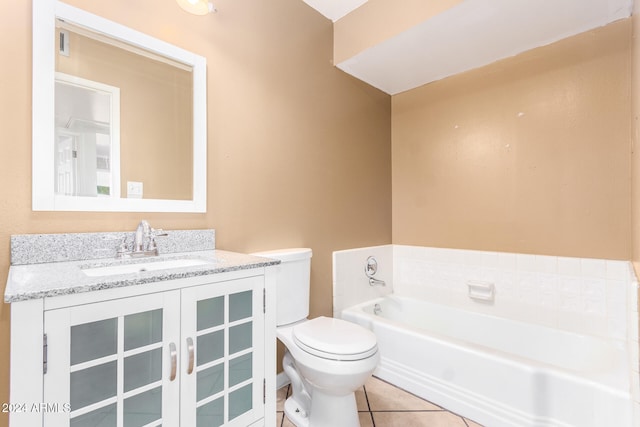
180, 276, 265, 427
43, 291, 181, 427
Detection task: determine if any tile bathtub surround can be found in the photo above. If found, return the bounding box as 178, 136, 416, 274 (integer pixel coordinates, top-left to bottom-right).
334, 244, 637, 341
332, 244, 394, 315
10, 229, 215, 265
392, 245, 637, 341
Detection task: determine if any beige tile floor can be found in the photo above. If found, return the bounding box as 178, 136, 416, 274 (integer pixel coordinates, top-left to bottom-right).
276, 376, 485, 427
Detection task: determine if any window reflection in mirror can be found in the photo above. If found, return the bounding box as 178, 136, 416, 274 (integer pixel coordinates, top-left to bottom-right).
55, 74, 120, 198
55, 21, 193, 201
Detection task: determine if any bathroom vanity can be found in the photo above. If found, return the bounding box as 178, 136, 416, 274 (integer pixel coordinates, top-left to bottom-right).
5, 230, 278, 427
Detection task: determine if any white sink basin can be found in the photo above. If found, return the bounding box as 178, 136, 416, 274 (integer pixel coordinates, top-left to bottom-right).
82, 258, 213, 277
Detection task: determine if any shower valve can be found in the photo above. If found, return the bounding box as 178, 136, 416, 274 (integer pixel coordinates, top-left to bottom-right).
365, 256, 378, 277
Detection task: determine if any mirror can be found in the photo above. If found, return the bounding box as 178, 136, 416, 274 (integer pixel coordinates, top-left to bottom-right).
33, 0, 207, 212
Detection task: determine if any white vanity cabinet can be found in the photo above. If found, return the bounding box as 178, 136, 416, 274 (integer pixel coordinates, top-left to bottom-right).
9, 268, 276, 427
43, 290, 182, 426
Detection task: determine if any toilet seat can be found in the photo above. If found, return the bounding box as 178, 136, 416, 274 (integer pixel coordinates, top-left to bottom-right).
292, 316, 377, 361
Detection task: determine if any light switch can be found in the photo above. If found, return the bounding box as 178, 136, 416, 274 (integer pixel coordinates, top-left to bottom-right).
127, 181, 143, 198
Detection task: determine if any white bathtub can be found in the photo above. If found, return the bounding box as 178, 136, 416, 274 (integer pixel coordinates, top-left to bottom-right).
341, 295, 634, 427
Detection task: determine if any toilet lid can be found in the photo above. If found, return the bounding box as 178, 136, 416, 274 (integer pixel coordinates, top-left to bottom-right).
292, 316, 378, 361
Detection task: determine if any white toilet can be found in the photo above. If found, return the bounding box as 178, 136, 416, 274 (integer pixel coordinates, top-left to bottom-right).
254, 248, 379, 427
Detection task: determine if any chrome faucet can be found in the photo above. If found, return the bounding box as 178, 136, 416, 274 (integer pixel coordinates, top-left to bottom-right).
365, 256, 386, 287
134, 220, 152, 253
116, 220, 167, 258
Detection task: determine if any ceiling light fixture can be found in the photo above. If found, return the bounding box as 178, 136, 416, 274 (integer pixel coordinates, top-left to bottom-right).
176, 0, 216, 15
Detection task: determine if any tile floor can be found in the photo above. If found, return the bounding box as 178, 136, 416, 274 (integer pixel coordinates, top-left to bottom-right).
276, 376, 485, 427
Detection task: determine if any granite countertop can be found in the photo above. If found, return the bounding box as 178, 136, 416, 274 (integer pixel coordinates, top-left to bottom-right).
5, 250, 279, 303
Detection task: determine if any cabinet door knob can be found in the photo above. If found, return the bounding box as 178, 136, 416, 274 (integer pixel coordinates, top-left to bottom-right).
169, 342, 177, 381
187, 337, 195, 375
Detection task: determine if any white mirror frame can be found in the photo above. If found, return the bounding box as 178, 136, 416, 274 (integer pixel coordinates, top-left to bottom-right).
33, 0, 207, 212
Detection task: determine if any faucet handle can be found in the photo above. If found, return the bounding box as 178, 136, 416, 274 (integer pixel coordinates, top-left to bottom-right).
147, 229, 167, 254
116, 237, 130, 258
151, 228, 168, 237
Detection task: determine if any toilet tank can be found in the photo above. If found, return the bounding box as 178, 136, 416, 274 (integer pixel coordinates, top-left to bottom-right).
252, 248, 312, 326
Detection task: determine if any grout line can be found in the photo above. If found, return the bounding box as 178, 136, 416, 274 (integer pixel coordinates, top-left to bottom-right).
279, 385, 290, 427
369, 411, 376, 427
363, 385, 373, 412
278, 382, 484, 427
368, 376, 485, 426
371, 376, 447, 410
362, 385, 376, 427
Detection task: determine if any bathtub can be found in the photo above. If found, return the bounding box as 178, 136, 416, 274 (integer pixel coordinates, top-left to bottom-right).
341, 295, 634, 427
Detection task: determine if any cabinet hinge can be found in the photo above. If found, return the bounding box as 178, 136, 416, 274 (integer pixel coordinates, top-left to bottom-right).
263, 288, 266, 314
263, 379, 266, 404
43, 334, 48, 375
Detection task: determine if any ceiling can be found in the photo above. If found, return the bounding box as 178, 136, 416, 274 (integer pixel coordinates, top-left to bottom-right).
303, 0, 634, 95
301, 0, 368, 22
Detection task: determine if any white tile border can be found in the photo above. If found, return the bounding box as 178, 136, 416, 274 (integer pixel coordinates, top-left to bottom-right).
389, 245, 636, 340
335, 245, 638, 340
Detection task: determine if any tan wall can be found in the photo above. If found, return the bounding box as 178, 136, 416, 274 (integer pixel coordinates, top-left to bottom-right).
632, 1, 640, 325
56, 30, 194, 200
0, 0, 391, 422
392, 19, 632, 260
633, 1, 640, 272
